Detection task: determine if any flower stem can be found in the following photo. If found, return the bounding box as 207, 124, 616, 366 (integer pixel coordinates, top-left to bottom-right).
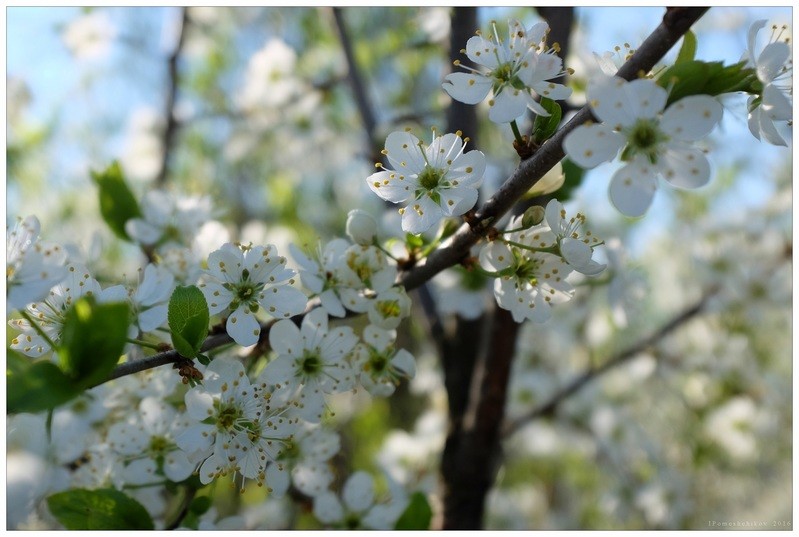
500, 238, 559, 255
510, 120, 525, 146
18, 309, 58, 351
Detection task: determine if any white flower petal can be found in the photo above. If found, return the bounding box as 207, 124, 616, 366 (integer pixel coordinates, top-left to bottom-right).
660, 95, 722, 141
269, 319, 302, 356
563, 124, 624, 168
443, 72, 493, 105
588, 75, 636, 126
226, 306, 260, 347
259, 285, 307, 319
440, 187, 478, 217
401, 195, 444, 234
367, 170, 413, 204
343, 471, 375, 513
658, 146, 711, 189
465, 34, 499, 68
384, 131, 426, 173
608, 160, 659, 217
479, 241, 513, 271
314, 491, 344, 524
756, 41, 791, 84
624, 78, 667, 119
447, 149, 486, 185
488, 87, 530, 123
266, 462, 291, 498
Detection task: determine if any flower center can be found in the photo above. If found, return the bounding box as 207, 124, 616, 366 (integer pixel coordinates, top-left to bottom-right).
216, 402, 244, 431
514, 254, 541, 286
418, 166, 444, 191
367, 349, 389, 373
149, 435, 170, 455
301, 351, 322, 375
623, 118, 668, 164
375, 298, 401, 319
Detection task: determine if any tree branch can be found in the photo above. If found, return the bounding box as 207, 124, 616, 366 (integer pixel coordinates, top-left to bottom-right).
332, 7, 381, 164
399, 7, 709, 292
155, 7, 189, 186
501, 286, 719, 438
96, 7, 709, 389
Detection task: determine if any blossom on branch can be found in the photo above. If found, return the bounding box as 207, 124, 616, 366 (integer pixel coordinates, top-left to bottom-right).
563, 76, 722, 217
199, 243, 307, 347
443, 19, 572, 123
367, 130, 485, 234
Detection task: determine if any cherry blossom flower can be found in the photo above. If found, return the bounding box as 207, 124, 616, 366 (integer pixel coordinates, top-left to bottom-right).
290, 240, 350, 317
443, 19, 572, 123
199, 243, 307, 347
563, 76, 723, 217
354, 325, 416, 397
176, 358, 298, 491
744, 20, 792, 146
543, 200, 605, 276
367, 130, 485, 234
107, 397, 194, 484
313, 471, 408, 530
9, 263, 126, 357
480, 216, 574, 323
261, 308, 358, 422
367, 287, 412, 330
129, 264, 175, 334
6, 215, 67, 313
125, 190, 212, 250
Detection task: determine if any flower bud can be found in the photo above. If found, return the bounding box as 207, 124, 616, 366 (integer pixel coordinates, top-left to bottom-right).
521, 206, 546, 228
528, 161, 565, 197
346, 209, 377, 245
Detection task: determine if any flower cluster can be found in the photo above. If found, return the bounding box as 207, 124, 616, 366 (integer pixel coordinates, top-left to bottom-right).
479, 200, 604, 323
6, 216, 68, 313
443, 19, 572, 123
744, 20, 792, 146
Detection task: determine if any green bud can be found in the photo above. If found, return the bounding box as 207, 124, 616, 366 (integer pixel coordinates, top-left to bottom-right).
522, 206, 546, 228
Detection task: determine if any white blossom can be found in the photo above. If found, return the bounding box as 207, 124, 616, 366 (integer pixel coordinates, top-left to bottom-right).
354, 325, 416, 397
199, 243, 307, 347
744, 20, 792, 146
443, 19, 572, 123
313, 471, 408, 530
6, 215, 67, 313
563, 76, 723, 217
261, 308, 358, 422
367, 130, 485, 234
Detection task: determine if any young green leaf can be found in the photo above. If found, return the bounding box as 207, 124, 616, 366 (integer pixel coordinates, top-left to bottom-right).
394, 492, 433, 530
532, 98, 562, 143
47, 488, 154, 530
91, 161, 141, 241
57, 297, 130, 388
675, 30, 697, 64
168, 285, 210, 358
7, 351, 82, 413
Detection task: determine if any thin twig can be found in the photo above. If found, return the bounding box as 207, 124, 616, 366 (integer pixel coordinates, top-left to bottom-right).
332, 7, 381, 163
155, 7, 189, 186
501, 287, 719, 438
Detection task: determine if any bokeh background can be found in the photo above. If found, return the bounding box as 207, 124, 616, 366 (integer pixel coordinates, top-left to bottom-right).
7, 6, 793, 529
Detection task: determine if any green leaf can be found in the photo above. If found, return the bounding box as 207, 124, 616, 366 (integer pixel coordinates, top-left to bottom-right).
58, 297, 130, 388
168, 285, 210, 358
675, 31, 697, 64
47, 488, 154, 530
657, 59, 759, 105
91, 161, 141, 241
532, 97, 562, 143
7, 351, 82, 413
189, 495, 213, 516
394, 492, 433, 530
